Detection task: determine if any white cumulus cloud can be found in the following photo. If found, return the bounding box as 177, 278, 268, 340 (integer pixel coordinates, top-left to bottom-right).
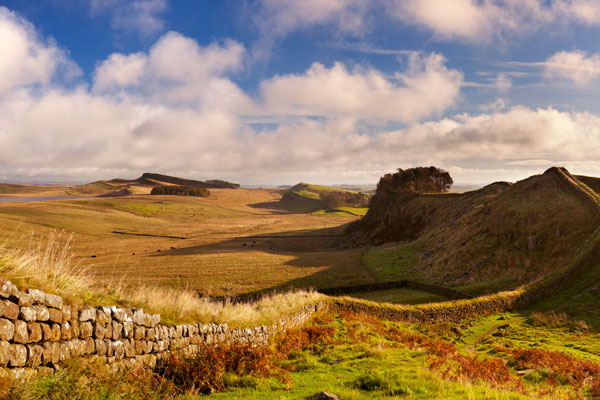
386, 0, 600, 44
0, 7, 80, 96
260, 52, 463, 122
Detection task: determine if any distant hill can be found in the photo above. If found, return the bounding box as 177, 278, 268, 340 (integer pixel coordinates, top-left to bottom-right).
278, 182, 371, 216
348, 167, 600, 296
67, 172, 239, 197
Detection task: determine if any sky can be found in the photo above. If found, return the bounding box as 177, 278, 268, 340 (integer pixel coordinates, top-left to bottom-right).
2, 1, 600, 185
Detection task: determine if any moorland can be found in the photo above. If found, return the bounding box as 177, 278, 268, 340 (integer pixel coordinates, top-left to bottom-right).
2, 167, 600, 399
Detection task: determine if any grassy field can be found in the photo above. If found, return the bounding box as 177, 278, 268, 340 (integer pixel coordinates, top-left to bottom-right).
0, 188, 376, 297
5, 309, 600, 399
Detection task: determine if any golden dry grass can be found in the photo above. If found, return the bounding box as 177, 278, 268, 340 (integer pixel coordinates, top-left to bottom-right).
0, 230, 325, 327
0, 189, 372, 296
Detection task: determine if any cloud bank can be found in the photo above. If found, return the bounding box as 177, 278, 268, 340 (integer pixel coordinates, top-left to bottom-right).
1, 6, 600, 185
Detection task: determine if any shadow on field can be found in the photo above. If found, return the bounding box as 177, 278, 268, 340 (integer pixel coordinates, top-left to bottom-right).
149, 224, 378, 295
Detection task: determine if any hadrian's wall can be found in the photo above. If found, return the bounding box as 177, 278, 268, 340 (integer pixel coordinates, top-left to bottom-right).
0, 279, 319, 376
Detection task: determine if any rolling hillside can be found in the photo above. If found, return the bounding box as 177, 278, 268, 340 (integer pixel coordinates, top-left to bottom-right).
349, 167, 600, 296
67, 172, 239, 197
278, 182, 371, 215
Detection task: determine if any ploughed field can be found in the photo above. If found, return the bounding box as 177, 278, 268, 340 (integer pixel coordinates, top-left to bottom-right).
0, 188, 377, 296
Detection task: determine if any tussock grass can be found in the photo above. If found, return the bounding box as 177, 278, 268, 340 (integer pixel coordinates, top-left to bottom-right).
121, 286, 324, 326
0, 231, 324, 327
0, 231, 89, 302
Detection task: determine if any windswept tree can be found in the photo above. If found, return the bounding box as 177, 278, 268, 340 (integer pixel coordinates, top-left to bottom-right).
377, 166, 453, 194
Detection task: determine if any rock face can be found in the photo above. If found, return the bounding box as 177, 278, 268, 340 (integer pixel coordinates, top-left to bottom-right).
0, 280, 319, 373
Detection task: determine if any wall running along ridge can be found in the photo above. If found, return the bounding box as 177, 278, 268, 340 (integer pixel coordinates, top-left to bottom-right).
0, 279, 320, 377
332, 167, 600, 323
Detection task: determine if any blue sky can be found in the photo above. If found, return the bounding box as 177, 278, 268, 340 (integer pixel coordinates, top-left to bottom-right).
1, 1, 600, 185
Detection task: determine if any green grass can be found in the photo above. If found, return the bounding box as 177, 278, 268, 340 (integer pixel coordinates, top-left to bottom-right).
361, 241, 427, 282
349, 288, 447, 304
336, 206, 368, 216
293, 190, 320, 200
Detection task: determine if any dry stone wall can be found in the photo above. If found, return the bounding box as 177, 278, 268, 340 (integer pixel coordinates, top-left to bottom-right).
0, 279, 318, 377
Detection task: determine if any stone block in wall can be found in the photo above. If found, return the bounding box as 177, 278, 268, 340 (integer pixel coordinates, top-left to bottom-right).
14, 320, 28, 344
146, 327, 155, 341
0, 318, 15, 341
48, 308, 63, 324
60, 322, 73, 340
95, 339, 107, 356
3, 300, 19, 320
9, 344, 27, 367
27, 289, 46, 305
95, 309, 107, 326
79, 321, 93, 338
42, 341, 60, 365
50, 324, 61, 341
112, 321, 122, 340
150, 314, 160, 327
122, 321, 133, 338
27, 323, 42, 343
134, 326, 145, 340
0, 280, 14, 298
97, 306, 112, 320
110, 306, 127, 322
44, 294, 62, 310
26, 344, 43, 367
33, 305, 50, 322
123, 339, 135, 357
142, 313, 152, 328
73, 339, 85, 357
134, 340, 143, 355
71, 319, 79, 338
104, 321, 112, 339
105, 340, 115, 357
132, 308, 144, 325
61, 306, 72, 322
59, 342, 70, 362
19, 306, 36, 322
93, 323, 105, 340
84, 337, 95, 355
0, 340, 9, 367
10, 291, 32, 307
113, 341, 125, 360
40, 323, 52, 341
79, 307, 96, 322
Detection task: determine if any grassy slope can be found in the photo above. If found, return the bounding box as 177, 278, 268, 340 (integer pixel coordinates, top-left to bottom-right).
0, 189, 374, 297
360, 170, 600, 296
280, 182, 370, 216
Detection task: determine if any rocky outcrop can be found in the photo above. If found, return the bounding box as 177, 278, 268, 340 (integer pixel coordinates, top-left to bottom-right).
0, 280, 319, 377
